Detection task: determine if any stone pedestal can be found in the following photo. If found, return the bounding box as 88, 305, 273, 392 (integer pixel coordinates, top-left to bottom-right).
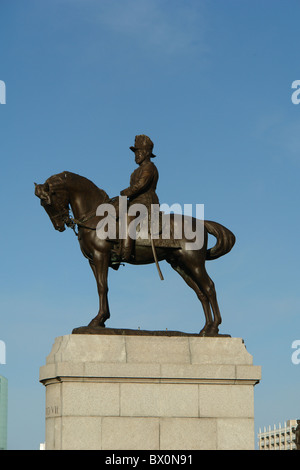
39, 334, 261, 450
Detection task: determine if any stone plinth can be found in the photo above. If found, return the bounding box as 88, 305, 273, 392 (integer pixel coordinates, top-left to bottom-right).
39, 334, 261, 450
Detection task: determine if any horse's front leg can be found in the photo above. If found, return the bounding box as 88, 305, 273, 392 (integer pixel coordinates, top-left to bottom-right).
88, 253, 110, 328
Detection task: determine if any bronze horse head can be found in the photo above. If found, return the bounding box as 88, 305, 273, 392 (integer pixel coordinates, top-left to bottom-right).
35, 174, 71, 232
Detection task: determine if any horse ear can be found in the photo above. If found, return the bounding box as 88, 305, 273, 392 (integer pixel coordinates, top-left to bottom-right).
35, 182, 51, 204
35, 183, 42, 198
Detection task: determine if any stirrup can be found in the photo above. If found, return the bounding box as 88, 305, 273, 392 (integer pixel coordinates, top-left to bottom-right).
110, 252, 121, 270
121, 250, 135, 262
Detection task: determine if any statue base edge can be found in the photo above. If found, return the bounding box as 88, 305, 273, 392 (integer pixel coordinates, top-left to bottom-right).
71, 325, 231, 337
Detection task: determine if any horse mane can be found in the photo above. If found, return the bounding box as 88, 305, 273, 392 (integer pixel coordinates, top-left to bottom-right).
47, 171, 110, 203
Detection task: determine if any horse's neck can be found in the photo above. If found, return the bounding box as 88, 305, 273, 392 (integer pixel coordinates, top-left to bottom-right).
65, 173, 108, 221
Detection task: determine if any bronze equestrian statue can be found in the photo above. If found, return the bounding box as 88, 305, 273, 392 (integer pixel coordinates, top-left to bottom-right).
34, 135, 235, 336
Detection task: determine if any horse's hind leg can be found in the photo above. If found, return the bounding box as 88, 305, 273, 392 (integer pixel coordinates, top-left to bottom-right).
192, 267, 222, 336
167, 261, 213, 335
88, 254, 110, 328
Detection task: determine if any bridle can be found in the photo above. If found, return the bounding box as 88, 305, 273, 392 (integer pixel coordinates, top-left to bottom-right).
40, 197, 69, 230
66, 196, 118, 236
43, 178, 115, 237
66, 209, 98, 236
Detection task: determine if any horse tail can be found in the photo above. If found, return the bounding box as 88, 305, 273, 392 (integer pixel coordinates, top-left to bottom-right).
204, 220, 236, 261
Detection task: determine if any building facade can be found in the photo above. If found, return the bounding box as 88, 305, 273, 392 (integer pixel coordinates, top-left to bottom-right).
0, 375, 8, 450
258, 419, 298, 450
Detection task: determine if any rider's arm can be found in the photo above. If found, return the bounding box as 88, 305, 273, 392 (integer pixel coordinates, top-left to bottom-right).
121, 165, 154, 198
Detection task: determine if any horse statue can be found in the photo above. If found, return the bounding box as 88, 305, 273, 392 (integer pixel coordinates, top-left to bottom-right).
34, 171, 235, 336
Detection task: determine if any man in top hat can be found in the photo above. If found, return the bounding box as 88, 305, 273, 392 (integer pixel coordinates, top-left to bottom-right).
120, 134, 160, 262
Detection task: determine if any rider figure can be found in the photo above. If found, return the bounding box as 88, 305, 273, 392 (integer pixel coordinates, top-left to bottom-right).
120, 134, 159, 262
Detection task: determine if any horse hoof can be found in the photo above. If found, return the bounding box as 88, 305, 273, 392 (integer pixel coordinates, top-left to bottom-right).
199, 324, 220, 337
208, 326, 219, 336
88, 319, 106, 328
199, 324, 212, 336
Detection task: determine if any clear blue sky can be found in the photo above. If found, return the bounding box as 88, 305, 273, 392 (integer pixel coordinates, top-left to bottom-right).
0, 0, 299, 449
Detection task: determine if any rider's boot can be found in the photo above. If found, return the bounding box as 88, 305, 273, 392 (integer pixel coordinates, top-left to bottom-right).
110, 246, 122, 270
121, 236, 135, 262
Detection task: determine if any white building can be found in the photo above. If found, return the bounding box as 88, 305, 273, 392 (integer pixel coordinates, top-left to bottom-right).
258, 419, 298, 450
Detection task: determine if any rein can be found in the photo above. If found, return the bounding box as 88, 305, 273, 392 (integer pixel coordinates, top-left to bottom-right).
67, 210, 98, 236
66, 196, 117, 236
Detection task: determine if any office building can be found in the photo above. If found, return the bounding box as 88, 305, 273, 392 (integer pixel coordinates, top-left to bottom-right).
258, 419, 298, 450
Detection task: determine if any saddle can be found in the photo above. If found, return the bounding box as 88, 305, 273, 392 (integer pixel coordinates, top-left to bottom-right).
101, 197, 181, 249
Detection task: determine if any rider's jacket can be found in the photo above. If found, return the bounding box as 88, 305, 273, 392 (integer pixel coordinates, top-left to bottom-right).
121, 160, 159, 209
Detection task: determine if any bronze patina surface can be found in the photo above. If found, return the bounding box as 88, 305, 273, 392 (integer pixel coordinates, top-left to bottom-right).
72, 326, 206, 336
35, 135, 235, 337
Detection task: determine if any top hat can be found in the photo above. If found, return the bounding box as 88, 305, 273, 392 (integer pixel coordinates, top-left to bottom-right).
129, 134, 156, 158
